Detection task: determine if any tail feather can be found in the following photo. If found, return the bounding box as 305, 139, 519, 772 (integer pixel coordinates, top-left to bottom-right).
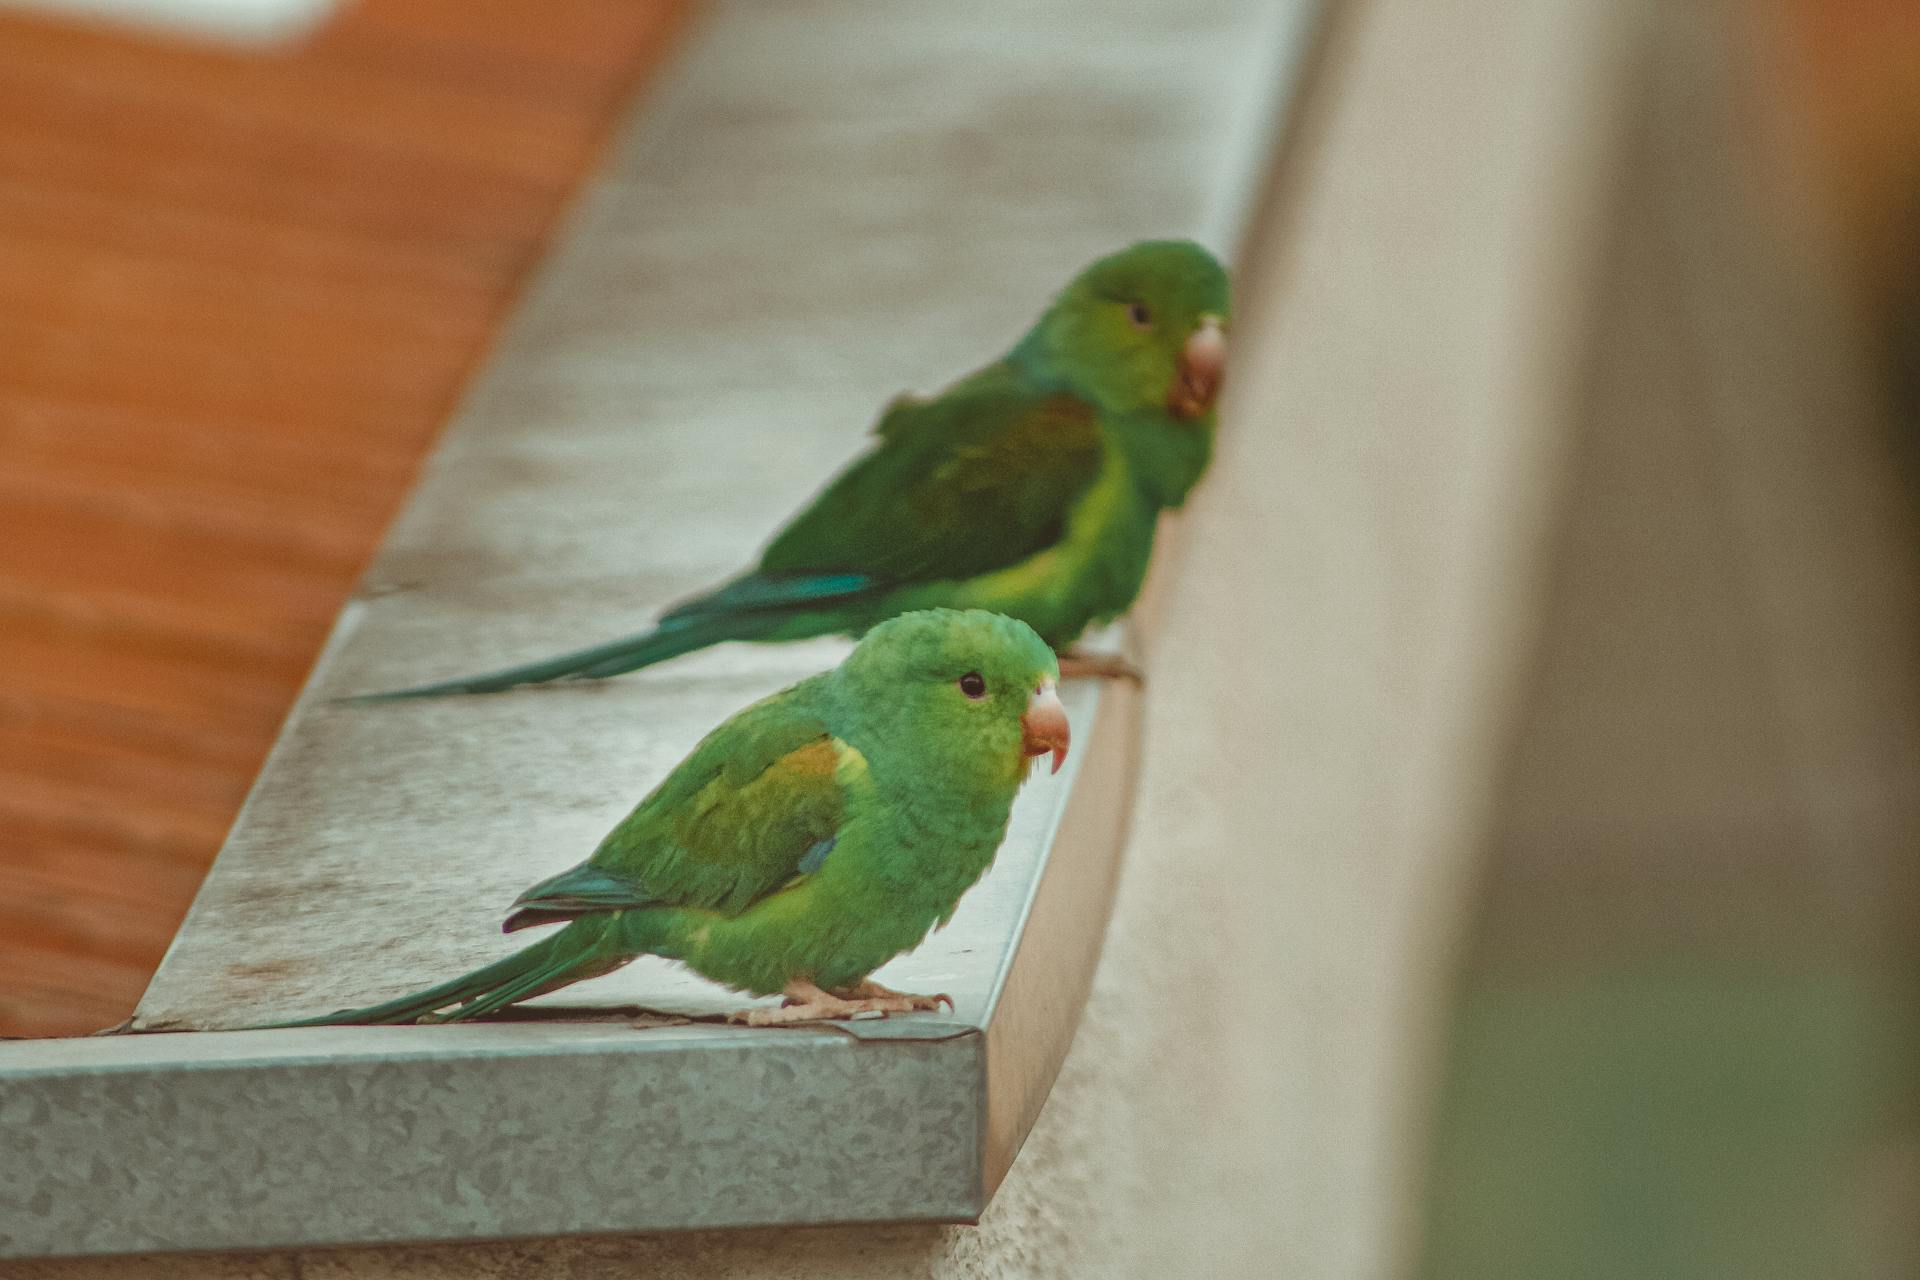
437, 948, 589, 1021
346, 612, 785, 702
265, 925, 600, 1027
347, 572, 885, 701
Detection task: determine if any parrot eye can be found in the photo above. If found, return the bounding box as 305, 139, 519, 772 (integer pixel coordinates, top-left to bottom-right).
1127, 302, 1152, 329
958, 672, 988, 700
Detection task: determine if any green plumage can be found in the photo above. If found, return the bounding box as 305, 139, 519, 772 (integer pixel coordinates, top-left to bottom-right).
359, 239, 1230, 699
280, 610, 1061, 1025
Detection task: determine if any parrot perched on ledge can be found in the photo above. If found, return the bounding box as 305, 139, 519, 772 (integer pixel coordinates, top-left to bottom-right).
356, 238, 1229, 700
279, 610, 1069, 1027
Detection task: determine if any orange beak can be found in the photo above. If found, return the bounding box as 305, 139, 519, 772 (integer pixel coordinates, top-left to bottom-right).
1168, 314, 1227, 420
1020, 681, 1071, 775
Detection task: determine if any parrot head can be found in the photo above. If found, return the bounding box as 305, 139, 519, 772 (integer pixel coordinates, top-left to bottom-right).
835, 608, 1069, 788
1014, 239, 1231, 423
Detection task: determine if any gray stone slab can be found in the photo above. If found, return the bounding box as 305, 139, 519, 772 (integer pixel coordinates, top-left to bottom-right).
0, 0, 1318, 1261
0, 1024, 979, 1256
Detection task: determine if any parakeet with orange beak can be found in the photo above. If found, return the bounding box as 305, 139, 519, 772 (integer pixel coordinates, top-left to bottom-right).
359, 239, 1228, 699
283, 610, 1069, 1026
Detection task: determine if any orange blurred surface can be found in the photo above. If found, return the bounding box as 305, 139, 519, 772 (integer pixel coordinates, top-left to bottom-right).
1763, 0, 1920, 301
0, 0, 692, 1038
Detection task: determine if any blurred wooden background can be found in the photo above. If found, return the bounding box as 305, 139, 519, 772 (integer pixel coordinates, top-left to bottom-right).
0, 0, 690, 1038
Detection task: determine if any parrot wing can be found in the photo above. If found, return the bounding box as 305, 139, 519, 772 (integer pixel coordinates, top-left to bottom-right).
763, 363, 1106, 582
658, 364, 1106, 625
503, 687, 854, 930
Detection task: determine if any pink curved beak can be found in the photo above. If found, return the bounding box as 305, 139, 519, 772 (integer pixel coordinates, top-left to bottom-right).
1021, 681, 1071, 775
1168, 314, 1227, 420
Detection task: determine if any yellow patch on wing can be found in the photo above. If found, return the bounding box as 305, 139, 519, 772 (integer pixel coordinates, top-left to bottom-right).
782, 738, 842, 779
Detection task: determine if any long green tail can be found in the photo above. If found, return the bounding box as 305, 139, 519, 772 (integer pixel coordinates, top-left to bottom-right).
347, 570, 889, 701
348, 610, 793, 702
267, 919, 621, 1027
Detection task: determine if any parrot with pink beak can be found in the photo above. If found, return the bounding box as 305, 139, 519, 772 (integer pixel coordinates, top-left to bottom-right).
357, 240, 1229, 699
279, 611, 1069, 1026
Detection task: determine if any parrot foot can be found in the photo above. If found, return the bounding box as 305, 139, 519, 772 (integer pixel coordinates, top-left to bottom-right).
832, 978, 953, 1011
1055, 650, 1143, 683
730, 978, 952, 1026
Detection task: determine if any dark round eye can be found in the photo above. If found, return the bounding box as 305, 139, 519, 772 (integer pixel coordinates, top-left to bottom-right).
958, 671, 987, 700
1127, 301, 1152, 329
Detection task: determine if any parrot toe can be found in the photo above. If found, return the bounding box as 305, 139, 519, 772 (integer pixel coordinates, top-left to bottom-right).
834, 979, 953, 1012
729, 978, 953, 1025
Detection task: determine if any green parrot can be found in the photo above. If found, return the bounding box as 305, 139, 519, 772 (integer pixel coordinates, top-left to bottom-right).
358, 239, 1229, 700
282, 609, 1070, 1027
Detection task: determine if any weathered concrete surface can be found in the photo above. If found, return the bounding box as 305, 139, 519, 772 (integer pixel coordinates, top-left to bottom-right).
122, 0, 1312, 1038
1, 0, 1647, 1271
130, 0, 1317, 1035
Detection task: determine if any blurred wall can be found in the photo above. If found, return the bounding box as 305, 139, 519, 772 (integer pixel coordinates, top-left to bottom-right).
1420, 4, 1920, 1275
